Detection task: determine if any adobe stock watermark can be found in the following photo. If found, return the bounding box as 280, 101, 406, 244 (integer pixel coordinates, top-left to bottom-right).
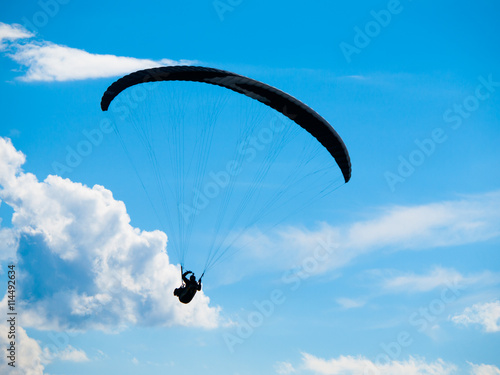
222, 236, 339, 353
178, 114, 288, 224
384, 74, 500, 192
21, 0, 71, 35
363, 279, 464, 374
340, 0, 413, 63
213, 0, 243, 21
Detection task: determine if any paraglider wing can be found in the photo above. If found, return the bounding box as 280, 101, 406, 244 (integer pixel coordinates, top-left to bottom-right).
101, 66, 351, 183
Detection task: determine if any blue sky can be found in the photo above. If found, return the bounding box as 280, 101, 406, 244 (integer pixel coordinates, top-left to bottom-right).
1, 1, 500, 374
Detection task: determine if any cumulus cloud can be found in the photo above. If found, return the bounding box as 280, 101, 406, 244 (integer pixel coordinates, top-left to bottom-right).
0, 137, 221, 331
238, 192, 500, 276
450, 300, 500, 333
0, 22, 192, 81
299, 353, 456, 375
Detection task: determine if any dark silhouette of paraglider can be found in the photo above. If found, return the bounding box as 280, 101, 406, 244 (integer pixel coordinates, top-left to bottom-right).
174, 267, 203, 304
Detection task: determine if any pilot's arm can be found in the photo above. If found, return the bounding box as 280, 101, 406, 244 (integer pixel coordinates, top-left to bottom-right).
182, 271, 192, 284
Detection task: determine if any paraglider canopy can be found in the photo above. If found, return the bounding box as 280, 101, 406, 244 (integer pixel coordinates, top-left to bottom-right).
101, 66, 351, 183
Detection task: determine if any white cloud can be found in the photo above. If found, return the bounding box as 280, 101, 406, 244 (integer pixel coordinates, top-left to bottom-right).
300, 353, 456, 375
9, 41, 191, 82
336, 297, 366, 309
0, 22, 192, 81
238, 192, 500, 276
0, 137, 221, 331
345, 195, 500, 251
378, 267, 499, 294
450, 300, 500, 333
469, 362, 500, 375
275, 361, 295, 374
380, 267, 464, 293
0, 23, 33, 49
284, 353, 500, 375
55, 345, 89, 362
0, 225, 18, 261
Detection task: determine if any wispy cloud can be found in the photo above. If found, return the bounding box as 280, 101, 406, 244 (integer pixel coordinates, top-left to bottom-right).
54, 345, 89, 362
450, 300, 500, 333
238, 192, 500, 276
300, 353, 456, 375
0, 22, 192, 82
279, 353, 500, 375
345, 195, 500, 251
0, 137, 220, 331
0, 22, 33, 49
275, 361, 296, 375
469, 362, 500, 375
9, 41, 191, 82
377, 267, 500, 294
336, 297, 366, 309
